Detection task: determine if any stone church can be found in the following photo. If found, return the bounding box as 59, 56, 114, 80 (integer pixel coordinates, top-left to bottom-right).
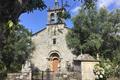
31, 0, 74, 73
7, 1, 99, 80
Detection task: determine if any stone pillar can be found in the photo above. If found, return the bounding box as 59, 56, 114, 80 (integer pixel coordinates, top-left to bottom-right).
81, 60, 99, 80
73, 54, 100, 80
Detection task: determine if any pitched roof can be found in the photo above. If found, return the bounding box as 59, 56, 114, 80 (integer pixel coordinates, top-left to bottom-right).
32, 25, 71, 36
76, 54, 96, 61
32, 27, 46, 36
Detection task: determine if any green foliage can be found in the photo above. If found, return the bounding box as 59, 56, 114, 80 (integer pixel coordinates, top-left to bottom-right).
66, 7, 120, 57
0, 62, 6, 77
99, 59, 114, 78
0, 21, 34, 74
95, 58, 120, 79
57, 11, 71, 20
74, 0, 97, 9
66, 30, 81, 56
66, 7, 120, 78
0, 0, 45, 78
0, 0, 46, 22
94, 64, 106, 80
83, 33, 103, 56
58, 0, 97, 20
20, 0, 46, 12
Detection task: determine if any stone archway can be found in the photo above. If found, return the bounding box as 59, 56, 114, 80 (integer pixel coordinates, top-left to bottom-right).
49, 53, 60, 72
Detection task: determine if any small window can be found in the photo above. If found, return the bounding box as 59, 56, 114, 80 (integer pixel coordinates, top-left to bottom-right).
50, 19, 55, 23
53, 38, 56, 44
51, 13, 55, 17
50, 13, 55, 24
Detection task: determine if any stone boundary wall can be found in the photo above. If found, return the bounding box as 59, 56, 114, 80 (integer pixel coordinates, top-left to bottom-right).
7, 72, 32, 80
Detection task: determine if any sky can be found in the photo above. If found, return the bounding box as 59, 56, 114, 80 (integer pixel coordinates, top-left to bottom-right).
19, 0, 120, 33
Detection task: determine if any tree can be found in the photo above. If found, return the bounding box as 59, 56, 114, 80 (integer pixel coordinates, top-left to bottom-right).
0, 0, 46, 53
66, 7, 120, 78
57, 0, 97, 20
66, 7, 102, 56
0, 0, 46, 23
73, 0, 97, 9
0, 0, 45, 78
0, 21, 34, 72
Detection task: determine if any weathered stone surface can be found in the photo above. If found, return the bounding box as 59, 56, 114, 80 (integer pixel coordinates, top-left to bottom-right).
7, 72, 32, 80
73, 54, 99, 80
81, 61, 99, 80
31, 24, 74, 72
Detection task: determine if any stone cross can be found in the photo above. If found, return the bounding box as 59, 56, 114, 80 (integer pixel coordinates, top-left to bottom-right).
21, 60, 31, 73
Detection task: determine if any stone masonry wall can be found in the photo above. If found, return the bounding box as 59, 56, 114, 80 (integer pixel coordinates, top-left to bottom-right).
7, 72, 32, 80
31, 24, 74, 72
81, 61, 99, 80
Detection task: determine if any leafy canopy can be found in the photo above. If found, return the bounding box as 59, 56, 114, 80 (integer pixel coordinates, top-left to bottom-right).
66, 7, 120, 58
66, 7, 120, 78
0, 0, 46, 22
0, 21, 34, 72
0, 0, 46, 77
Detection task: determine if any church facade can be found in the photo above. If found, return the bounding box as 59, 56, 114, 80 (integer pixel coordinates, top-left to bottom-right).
31, 3, 74, 73
7, 1, 100, 80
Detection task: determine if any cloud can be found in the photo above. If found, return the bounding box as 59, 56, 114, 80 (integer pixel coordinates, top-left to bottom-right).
115, 0, 120, 7
71, 6, 81, 14
71, 0, 120, 16
97, 0, 120, 9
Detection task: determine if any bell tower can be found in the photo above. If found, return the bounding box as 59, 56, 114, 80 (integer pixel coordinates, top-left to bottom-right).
46, 0, 65, 73
47, 0, 65, 25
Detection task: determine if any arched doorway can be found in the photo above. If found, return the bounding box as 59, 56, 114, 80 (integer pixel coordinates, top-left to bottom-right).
49, 53, 60, 72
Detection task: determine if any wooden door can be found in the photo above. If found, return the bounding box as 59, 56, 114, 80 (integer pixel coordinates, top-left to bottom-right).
51, 58, 59, 72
